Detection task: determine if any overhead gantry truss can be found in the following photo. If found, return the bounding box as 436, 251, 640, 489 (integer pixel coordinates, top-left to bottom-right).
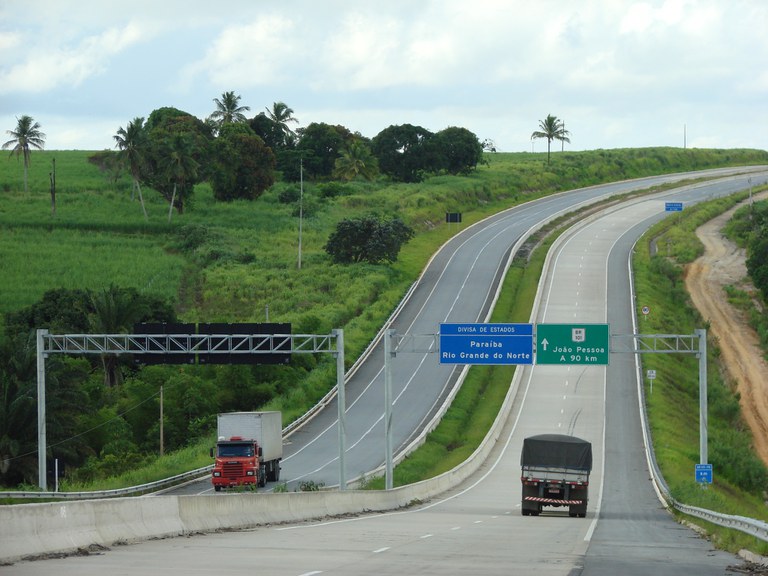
35, 329, 346, 491
42, 332, 337, 356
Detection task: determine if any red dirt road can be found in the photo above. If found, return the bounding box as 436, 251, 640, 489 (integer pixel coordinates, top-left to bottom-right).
684, 195, 768, 466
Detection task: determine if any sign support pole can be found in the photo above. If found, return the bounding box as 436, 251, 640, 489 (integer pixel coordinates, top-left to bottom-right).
36, 329, 48, 491
334, 329, 347, 490
696, 328, 708, 465
384, 329, 394, 489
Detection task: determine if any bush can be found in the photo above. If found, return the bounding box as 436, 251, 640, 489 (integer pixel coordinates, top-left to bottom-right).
278, 185, 301, 204
324, 214, 414, 264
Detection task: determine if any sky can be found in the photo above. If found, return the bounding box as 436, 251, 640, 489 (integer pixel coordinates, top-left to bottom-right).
1, 0, 766, 153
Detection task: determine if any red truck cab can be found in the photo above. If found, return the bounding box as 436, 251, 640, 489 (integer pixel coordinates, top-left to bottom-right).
211, 436, 265, 491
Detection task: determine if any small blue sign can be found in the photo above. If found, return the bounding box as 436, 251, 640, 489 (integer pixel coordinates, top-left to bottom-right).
439, 323, 534, 365
665, 202, 684, 212
695, 463, 713, 484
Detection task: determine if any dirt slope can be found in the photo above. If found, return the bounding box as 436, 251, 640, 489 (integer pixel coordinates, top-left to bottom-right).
683, 194, 768, 466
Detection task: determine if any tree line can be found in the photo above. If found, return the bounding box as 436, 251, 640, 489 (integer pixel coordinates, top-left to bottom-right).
4, 102, 574, 212
87, 93, 487, 221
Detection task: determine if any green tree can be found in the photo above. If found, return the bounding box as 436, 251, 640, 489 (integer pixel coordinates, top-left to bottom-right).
266, 101, 299, 147
372, 124, 434, 182
0, 333, 37, 484
295, 122, 352, 180
531, 114, 570, 164
249, 112, 283, 150
114, 117, 149, 219
325, 213, 414, 264
88, 284, 150, 387
431, 126, 484, 175
0, 332, 89, 485
161, 133, 200, 221
4, 287, 91, 336
333, 140, 379, 181
142, 107, 213, 216
747, 230, 768, 301
211, 123, 276, 201
208, 91, 250, 132
158, 370, 218, 449
2, 115, 46, 193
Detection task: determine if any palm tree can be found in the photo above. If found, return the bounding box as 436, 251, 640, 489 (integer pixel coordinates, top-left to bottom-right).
333, 140, 379, 181
114, 117, 149, 219
2, 115, 46, 193
209, 91, 250, 131
88, 285, 149, 387
163, 134, 199, 222
266, 101, 299, 146
530, 114, 570, 164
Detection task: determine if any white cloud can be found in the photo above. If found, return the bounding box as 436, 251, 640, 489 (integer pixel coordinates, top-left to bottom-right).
320, 13, 403, 90
0, 21, 148, 94
180, 16, 297, 89
0, 31, 21, 52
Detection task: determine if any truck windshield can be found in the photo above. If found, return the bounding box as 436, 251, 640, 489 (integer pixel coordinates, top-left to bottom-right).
218, 444, 253, 457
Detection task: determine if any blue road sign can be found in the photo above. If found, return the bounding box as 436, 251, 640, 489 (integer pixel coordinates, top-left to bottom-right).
665, 202, 684, 212
695, 463, 713, 484
439, 323, 534, 365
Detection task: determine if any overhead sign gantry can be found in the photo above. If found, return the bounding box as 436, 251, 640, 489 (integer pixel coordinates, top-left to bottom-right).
35, 326, 349, 492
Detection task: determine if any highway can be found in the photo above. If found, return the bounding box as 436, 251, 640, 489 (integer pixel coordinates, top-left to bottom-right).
8, 169, 768, 576
11, 170, 768, 574
169, 167, 767, 496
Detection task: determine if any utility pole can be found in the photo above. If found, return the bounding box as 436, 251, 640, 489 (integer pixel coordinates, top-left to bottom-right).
49, 158, 56, 216
160, 385, 164, 456
298, 158, 304, 270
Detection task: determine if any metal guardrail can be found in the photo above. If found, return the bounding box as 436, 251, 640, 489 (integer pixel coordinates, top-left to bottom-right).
0, 465, 212, 500
672, 499, 768, 542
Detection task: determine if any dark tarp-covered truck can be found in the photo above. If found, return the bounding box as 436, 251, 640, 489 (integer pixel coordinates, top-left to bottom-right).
520, 434, 592, 517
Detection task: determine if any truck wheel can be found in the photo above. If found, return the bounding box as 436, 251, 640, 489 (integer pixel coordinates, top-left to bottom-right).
570, 504, 587, 518
214, 486, 222, 492
258, 467, 267, 487
266, 461, 280, 482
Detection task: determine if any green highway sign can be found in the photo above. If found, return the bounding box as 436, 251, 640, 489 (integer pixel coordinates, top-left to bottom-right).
535, 323, 610, 365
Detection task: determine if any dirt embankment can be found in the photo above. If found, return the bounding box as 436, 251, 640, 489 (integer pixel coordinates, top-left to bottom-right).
683, 194, 768, 466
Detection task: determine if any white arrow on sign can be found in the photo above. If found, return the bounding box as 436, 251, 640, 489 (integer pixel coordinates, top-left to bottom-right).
541, 338, 549, 351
